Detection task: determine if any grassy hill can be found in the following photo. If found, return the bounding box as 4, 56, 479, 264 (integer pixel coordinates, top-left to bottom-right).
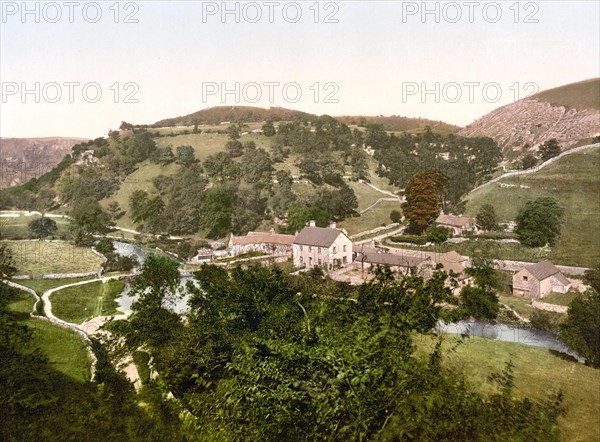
532, 78, 600, 111
151, 106, 317, 127
464, 146, 600, 267
335, 115, 460, 135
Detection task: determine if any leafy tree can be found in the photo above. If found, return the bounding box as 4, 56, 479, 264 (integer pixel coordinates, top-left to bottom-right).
287, 204, 328, 232
175, 145, 197, 167
583, 263, 600, 293
129, 190, 165, 224
426, 225, 451, 243
476, 203, 499, 231
539, 138, 561, 162
402, 170, 448, 234
106, 201, 125, 221
521, 153, 538, 169
69, 197, 111, 238
0, 244, 16, 278
261, 120, 276, 136
28, 217, 57, 239
515, 197, 564, 247
390, 209, 402, 223
199, 187, 232, 239
560, 290, 600, 367
227, 124, 240, 140
459, 285, 500, 320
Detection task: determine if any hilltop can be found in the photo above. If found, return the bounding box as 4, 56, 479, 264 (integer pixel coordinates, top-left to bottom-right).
459, 78, 600, 158
151, 106, 317, 127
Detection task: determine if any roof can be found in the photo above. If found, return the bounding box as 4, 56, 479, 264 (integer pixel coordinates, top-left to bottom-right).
352, 244, 379, 254
427, 252, 467, 277
361, 252, 427, 268
435, 214, 475, 228
524, 260, 564, 282
230, 231, 295, 247
294, 227, 345, 247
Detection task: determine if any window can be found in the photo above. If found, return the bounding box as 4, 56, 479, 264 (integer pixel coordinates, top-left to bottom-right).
342, 256, 347, 264
318, 247, 321, 255
309, 257, 313, 265
343, 244, 347, 252
308, 246, 312, 252
318, 259, 322, 265
333, 246, 337, 254
523, 276, 528, 281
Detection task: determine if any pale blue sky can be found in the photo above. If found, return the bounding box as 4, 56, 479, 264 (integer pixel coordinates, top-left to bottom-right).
1, 1, 598, 137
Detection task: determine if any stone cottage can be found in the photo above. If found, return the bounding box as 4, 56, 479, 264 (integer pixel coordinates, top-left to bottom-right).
512, 260, 571, 299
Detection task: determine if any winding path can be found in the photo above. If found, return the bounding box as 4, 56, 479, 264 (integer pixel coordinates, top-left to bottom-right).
470, 142, 599, 194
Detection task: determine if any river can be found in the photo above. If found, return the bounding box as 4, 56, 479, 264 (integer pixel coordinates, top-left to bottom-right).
436, 319, 583, 362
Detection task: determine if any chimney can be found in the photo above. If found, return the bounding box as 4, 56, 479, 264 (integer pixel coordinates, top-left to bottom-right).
309, 220, 316, 227
329, 222, 336, 229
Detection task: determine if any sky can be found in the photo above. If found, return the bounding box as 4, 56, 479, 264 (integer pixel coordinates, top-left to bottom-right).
1, 0, 599, 138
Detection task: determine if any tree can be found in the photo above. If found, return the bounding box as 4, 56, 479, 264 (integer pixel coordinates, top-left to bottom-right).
227, 124, 240, 140
521, 153, 538, 169
28, 217, 57, 239
583, 263, 600, 293
70, 197, 111, 237
261, 120, 276, 136
0, 244, 16, 278
390, 210, 402, 223
402, 170, 448, 234
539, 138, 561, 162
476, 204, 499, 231
286, 204, 328, 232
459, 285, 500, 320
426, 226, 451, 244
199, 187, 232, 239
560, 290, 600, 367
106, 201, 125, 221
129, 191, 165, 224
175, 145, 197, 167
515, 197, 564, 247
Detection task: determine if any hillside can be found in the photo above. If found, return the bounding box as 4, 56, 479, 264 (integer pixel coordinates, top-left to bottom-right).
459, 78, 600, 154
0, 137, 86, 188
464, 145, 600, 267
335, 115, 460, 135
151, 106, 317, 127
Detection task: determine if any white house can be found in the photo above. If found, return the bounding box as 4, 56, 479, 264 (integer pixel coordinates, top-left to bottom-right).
293, 223, 353, 271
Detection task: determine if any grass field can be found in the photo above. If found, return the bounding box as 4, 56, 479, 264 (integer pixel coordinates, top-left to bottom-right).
17, 276, 95, 295
543, 290, 582, 307
50, 279, 125, 324
463, 146, 600, 267
532, 78, 600, 111
339, 200, 402, 236
3, 240, 104, 276
416, 335, 600, 442
8, 289, 91, 382
0, 214, 71, 240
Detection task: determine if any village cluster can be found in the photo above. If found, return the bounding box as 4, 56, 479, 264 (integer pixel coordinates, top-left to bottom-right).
189, 214, 574, 301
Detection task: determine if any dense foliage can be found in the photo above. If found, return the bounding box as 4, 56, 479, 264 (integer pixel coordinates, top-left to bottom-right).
560, 264, 600, 367
102, 261, 563, 440
515, 197, 564, 247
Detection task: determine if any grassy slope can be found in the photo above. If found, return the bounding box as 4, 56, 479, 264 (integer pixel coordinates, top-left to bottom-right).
50, 280, 125, 324
463, 146, 600, 267
17, 276, 95, 295
416, 335, 600, 442
8, 289, 90, 382
3, 240, 104, 275
532, 78, 600, 111
0, 214, 71, 240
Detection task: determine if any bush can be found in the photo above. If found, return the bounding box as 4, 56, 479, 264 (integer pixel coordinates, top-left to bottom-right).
390, 210, 402, 224
390, 235, 428, 245
426, 226, 451, 244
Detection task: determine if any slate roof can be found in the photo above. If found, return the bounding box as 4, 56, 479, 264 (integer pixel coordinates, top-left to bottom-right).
294, 227, 344, 247
525, 260, 569, 284
435, 214, 475, 228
